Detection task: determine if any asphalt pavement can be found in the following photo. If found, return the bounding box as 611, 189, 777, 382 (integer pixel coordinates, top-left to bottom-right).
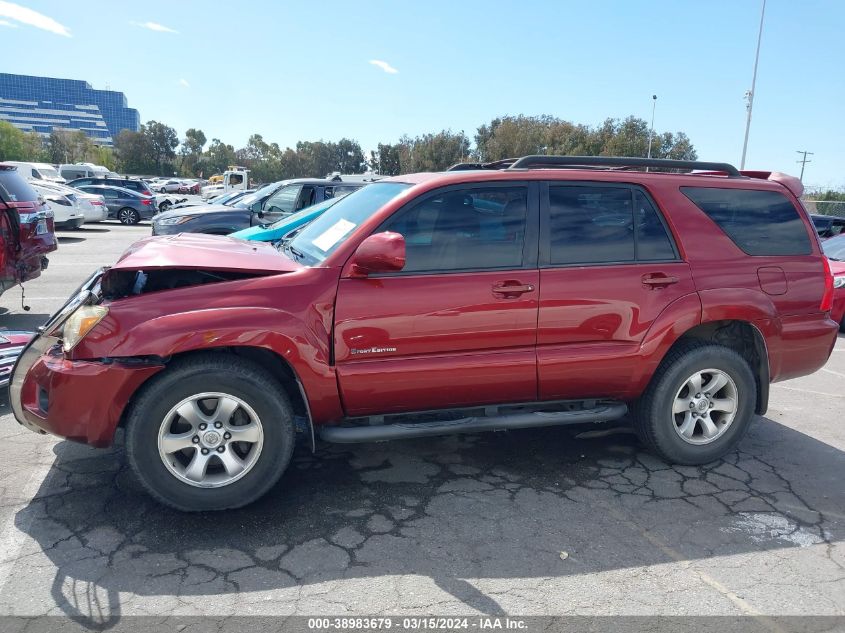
0, 222, 842, 628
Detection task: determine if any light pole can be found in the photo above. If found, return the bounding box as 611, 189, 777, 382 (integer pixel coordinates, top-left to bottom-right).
646, 95, 657, 161
740, 0, 767, 169
796, 150, 813, 182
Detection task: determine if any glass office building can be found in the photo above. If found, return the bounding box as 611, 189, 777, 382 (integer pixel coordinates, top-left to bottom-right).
0, 73, 140, 146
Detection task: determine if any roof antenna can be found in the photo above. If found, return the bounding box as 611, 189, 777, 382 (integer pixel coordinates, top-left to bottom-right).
20, 285, 30, 312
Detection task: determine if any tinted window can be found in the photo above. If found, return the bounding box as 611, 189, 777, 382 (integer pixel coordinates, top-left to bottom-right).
549, 186, 634, 265
635, 191, 676, 260
265, 185, 302, 215
682, 187, 811, 256
382, 187, 527, 273
0, 168, 39, 202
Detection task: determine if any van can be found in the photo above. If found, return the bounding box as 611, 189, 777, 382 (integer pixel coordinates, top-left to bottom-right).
58, 163, 114, 181
4, 162, 65, 184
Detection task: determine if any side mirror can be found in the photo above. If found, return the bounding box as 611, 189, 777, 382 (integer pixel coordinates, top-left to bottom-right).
349, 232, 405, 277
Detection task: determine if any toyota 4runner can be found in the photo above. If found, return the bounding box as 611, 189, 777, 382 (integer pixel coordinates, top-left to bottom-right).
9, 156, 839, 511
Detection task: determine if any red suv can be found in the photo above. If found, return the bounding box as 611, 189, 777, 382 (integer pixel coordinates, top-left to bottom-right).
0, 164, 57, 297
10, 156, 839, 511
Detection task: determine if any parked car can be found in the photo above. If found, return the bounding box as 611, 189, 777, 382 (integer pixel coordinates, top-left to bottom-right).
811, 214, 845, 239
9, 156, 840, 512
75, 185, 157, 224
3, 161, 65, 183
0, 164, 56, 297
155, 179, 185, 193
230, 197, 339, 242
152, 179, 364, 236
153, 193, 188, 213
67, 177, 153, 197
206, 189, 255, 207
32, 181, 108, 223
0, 330, 34, 388
821, 234, 845, 331
31, 183, 85, 229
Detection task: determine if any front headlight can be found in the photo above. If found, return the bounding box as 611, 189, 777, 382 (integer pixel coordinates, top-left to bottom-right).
834, 276, 845, 289
62, 305, 108, 352
156, 215, 196, 226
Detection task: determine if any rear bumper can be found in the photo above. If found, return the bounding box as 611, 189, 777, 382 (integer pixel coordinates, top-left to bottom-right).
9, 334, 163, 447
769, 313, 840, 382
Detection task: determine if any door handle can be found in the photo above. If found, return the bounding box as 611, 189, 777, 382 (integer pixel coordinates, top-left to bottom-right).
492, 281, 535, 297
641, 274, 679, 288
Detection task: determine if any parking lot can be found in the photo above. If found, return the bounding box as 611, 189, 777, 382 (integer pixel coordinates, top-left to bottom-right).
0, 222, 843, 626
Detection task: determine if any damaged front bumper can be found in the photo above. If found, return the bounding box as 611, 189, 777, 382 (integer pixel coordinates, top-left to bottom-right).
8, 268, 164, 446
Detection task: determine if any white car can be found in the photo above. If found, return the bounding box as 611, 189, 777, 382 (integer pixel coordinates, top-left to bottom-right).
32, 181, 108, 223
152, 192, 188, 213
31, 183, 85, 229
200, 184, 225, 200
156, 179, 185, 193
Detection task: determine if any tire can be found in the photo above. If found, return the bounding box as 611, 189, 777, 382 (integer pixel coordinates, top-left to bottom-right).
159, 187, 167, 193
159, 201, 171, 213
125, 353, 295, 511
118, 208, 140, 225
632, 341, 756, 465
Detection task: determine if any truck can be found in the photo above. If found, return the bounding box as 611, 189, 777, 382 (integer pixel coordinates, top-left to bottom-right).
201, 166, 249, 200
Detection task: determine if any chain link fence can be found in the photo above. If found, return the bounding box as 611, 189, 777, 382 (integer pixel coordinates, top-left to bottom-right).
802, 199, 845, 218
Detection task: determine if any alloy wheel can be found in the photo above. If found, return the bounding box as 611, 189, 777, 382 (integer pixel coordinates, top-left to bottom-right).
671, 368, 738, 445
157, 392, 265, 488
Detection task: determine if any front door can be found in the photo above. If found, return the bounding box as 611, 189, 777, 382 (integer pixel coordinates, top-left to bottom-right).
334, 183, 540, 416
537, 182, 695, 400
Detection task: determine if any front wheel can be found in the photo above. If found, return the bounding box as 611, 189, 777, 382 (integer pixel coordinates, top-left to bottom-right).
125, 354, 295, 511
118, 207, 140, 225
632, 341, 756, 465
158, 201, 171, 213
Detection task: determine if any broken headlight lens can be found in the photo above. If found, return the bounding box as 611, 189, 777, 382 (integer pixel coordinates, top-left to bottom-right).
62, 304, 109, 352
834, 276, 845, 289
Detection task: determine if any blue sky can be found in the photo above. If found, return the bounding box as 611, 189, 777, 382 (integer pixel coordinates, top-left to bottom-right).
2, 0, 843, 189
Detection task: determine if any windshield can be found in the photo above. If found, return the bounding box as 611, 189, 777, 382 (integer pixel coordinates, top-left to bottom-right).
37, 167, 61, 180
289, 182, 411, 265
234, 182, 280, 208
822, 235, 845, 261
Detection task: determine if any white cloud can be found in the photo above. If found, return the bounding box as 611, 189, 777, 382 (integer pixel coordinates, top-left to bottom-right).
179, 78, 190, 88
0, 19, 19, 27
134, 20, 178, 33
369, 59, 398, 74
0, 1, 70, 36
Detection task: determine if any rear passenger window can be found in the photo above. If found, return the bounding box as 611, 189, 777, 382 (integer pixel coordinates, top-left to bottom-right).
635, 191, 676, 260
682, 187, 811, 256
549, 186, 634, 264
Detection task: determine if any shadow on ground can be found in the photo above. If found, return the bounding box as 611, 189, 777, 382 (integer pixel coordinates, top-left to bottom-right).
8, 417, 845, 627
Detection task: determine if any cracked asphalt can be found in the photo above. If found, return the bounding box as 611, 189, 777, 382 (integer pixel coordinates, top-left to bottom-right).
0, 223, 843, 627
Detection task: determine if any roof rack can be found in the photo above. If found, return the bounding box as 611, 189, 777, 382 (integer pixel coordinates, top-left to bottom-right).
448, 155, 742, 177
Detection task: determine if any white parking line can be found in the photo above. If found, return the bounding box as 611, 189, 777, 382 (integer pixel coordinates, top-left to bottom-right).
0, 442, 54, 598
821, 367, 845, 379
771, 384, 845, 398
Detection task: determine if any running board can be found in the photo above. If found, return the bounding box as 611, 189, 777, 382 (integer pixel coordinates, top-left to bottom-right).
319, 402, 628, 444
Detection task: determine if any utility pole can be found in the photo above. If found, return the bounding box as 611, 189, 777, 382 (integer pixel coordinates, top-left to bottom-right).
796, 150, 813, 182
740, 0, 766, 169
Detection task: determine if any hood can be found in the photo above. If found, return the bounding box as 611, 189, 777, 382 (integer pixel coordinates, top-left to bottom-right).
154, 204, 239, 221
112, 233, 303, 274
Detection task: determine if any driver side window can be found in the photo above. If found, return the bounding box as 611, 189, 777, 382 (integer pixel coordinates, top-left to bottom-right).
264, 185, 302, 217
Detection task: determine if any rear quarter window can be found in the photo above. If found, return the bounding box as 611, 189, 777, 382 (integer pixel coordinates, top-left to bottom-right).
681, 187, 812, 256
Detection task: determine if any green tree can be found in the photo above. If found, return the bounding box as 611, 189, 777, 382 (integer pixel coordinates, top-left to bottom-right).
370, 143, 402, 175
114, 129, 154, 174
396, 130, 470, 173
0, 121, 45, 161
179, 128, 207, 176
143, 121, 179, 175
45, 129, 93, 164
204, 138, 237, 175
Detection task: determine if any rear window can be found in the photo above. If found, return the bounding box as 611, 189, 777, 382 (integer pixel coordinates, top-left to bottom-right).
0, 168, 39, 202
682, 187, 811, 256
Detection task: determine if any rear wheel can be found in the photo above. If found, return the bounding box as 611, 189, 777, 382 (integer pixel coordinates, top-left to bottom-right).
158, 201, 171, 213
633, 341, 756, 465
125, 354, 295, 511
118, 207, 140, 225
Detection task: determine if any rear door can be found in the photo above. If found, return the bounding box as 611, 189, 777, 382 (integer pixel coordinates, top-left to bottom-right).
334, 182, 540, 416
537, 182, 695, 400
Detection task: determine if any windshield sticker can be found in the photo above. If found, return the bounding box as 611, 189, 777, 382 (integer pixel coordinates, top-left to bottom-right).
312, 218, 355, 252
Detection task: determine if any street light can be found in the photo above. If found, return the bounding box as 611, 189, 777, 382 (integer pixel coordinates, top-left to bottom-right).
646, 95, 657, 161
740, 0, 767, 169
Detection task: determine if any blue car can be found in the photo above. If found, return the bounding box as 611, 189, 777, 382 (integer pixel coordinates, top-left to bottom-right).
229, 197, 338, 242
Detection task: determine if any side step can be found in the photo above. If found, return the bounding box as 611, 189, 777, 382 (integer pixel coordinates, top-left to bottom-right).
320, 402, 628, 444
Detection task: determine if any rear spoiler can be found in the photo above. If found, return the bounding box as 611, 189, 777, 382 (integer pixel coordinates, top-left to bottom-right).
696, 169, 804, 198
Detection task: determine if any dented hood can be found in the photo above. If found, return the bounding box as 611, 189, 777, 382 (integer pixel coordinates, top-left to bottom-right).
112, 233, 303, 273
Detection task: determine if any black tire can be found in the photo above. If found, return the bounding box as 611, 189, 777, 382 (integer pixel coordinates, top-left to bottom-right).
125, 353, 295, 511
159, 201, 171, 213
632, 341, 756, 465
118, 207, 140, 225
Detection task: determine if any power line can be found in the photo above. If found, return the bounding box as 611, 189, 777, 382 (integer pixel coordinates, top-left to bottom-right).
796, 150, 814, 182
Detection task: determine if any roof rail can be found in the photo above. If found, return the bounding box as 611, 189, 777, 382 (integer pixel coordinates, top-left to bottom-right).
448, 158, 518, 171
504, 155, 741, 176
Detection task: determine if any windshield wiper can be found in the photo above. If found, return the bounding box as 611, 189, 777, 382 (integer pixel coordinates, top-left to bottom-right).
282, 242, 304, 262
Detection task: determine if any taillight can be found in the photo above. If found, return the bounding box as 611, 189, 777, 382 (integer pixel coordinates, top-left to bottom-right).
141, 199, 152, 206
821, 257, 834, 312
91, 200, 103, 206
